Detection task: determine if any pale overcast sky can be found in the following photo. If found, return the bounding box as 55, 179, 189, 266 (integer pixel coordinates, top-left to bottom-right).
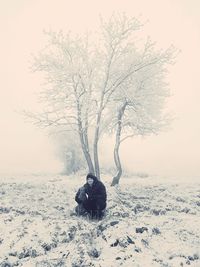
0, 0, 199, 177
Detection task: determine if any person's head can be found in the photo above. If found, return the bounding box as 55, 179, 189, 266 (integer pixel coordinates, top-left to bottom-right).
86, 173, 97, 186
87, 177, 94, 186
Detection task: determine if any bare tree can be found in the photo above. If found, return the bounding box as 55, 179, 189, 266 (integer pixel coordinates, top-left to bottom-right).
92, 14, 143, 178
25, 14, 177, 181
105, 40, 177, 185
95, 16, 177, 184
26, 31, 97, 174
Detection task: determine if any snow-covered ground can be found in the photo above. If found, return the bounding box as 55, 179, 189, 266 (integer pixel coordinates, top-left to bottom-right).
0, 173, 200, 267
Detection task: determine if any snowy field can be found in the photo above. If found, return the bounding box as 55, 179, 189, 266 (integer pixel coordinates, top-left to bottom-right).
0, 173, 200, 267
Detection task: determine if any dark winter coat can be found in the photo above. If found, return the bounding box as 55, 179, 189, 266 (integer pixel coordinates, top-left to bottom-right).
75, 176, 107, 212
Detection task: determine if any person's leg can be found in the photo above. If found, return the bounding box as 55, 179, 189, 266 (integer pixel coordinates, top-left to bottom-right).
95, 200, 106, 220
83, 200, 98, 219
82, 199, 94, 218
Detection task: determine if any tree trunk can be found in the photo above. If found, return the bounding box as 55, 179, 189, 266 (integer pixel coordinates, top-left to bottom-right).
79, 130, 94, 174
83, 85, 94, 173
93, 112, 101, 179
111, 102, 127, 186
74, 84, 95, 174
111, 151, 122, 186
84, 148, 95, 173
93, 49, 115, 180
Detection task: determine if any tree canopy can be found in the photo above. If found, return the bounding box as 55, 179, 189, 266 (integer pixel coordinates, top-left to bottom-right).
25, 14, 177, 185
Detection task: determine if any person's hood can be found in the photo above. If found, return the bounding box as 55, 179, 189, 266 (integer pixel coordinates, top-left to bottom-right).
86, 173, 98, 183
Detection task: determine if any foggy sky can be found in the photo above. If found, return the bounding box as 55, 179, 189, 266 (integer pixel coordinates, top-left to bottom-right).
0, 0, 199, 178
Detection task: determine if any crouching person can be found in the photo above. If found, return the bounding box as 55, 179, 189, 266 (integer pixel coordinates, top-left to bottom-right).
75, 173, 107, 220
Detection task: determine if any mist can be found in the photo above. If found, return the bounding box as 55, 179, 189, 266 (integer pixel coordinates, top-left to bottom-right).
0, 0, 200, 178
